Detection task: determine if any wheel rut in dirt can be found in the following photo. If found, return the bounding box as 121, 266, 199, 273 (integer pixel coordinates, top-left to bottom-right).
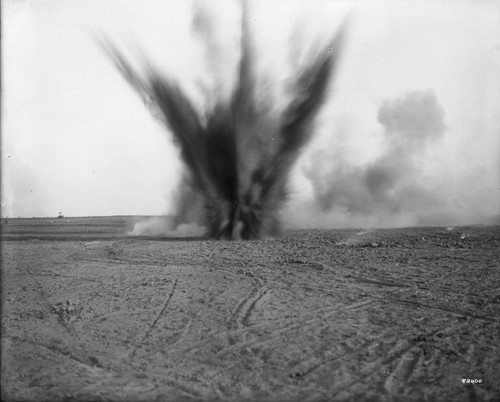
230, 271, 269, 329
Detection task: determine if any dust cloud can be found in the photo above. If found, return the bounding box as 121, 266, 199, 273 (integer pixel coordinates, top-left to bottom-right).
294, 90, 496, 229
128, 216, 204, 237
101, 1, 346, 239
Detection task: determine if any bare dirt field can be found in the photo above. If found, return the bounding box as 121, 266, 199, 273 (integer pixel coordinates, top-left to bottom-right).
1, 217, 499, 401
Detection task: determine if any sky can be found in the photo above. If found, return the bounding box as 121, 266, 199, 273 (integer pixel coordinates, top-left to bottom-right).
2, 0, 500, 227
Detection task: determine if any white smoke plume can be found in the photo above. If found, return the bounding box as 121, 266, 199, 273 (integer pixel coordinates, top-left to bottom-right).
292, 90, 496, 229
128, 215, 205, 237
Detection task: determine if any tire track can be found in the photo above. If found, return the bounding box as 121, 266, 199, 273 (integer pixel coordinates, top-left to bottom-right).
229, 271, 268, 329
147, 277, 179, 332
287, 327, 424, 380
383, 347, 423, 395
242, 288, 270, 327
131, 277, 179, 357
215, 298, 379, 359
213, 284, 411, 359
165, 296, 380, 359
313, 322, 462, 399
292, 313, 465, 384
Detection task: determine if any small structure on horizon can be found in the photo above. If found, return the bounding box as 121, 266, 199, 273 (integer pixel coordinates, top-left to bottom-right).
58, 212, 64, 219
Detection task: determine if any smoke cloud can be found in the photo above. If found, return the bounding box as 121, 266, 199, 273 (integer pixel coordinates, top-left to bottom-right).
295, 90, 496, 228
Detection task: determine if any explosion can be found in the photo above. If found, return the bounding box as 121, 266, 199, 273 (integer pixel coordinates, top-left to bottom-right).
100, 2, 345, 239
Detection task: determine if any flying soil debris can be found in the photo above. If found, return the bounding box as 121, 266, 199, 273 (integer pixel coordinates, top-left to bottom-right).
101, 3, 346, 239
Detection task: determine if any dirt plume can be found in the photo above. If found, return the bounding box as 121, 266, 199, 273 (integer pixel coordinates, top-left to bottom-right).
99, 1, 346, 239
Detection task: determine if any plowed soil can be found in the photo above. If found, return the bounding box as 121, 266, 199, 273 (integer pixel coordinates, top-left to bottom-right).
1, 217, 499, 401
